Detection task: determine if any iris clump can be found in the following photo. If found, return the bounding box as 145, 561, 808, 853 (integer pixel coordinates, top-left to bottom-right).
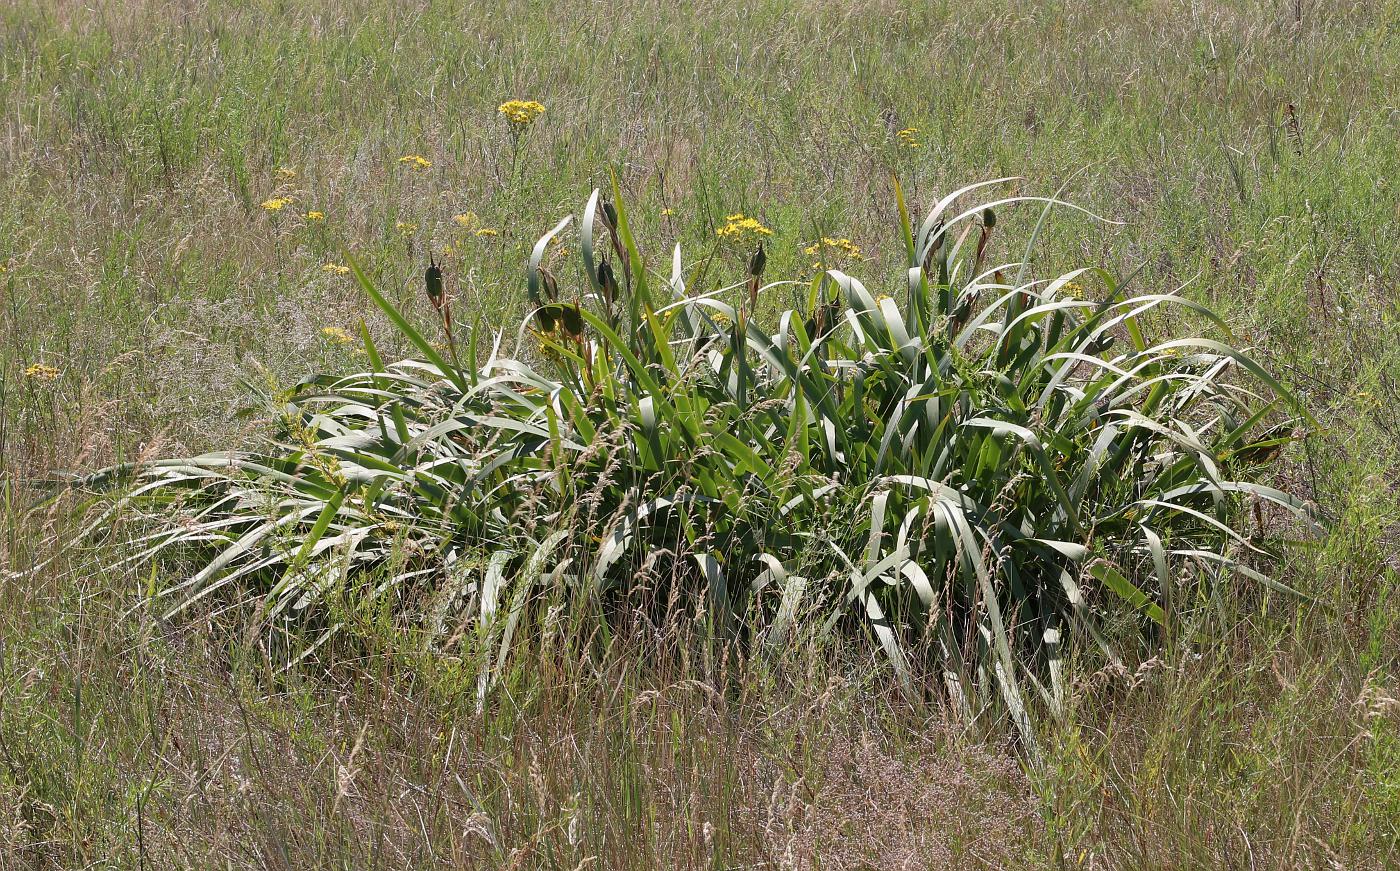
89, 178, 1313, 747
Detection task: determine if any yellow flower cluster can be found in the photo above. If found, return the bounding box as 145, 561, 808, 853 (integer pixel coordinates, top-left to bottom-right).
23, 363, 60, 380
498, 100, 546, 127
897, 127, 922, 149
322, 263, 351, 275
715, 212, 772, 243
803, 236, 864, 270
276, 167, 297, 179
305, 210, 325, 222
396, 221, 417, 238
398, 154, 432, 170
451, 211, 499, 237
260, 196, 295, 212
320, 326, 354, 345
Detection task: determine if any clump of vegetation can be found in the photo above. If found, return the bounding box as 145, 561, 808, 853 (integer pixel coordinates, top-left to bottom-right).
89, 178, 1312, 748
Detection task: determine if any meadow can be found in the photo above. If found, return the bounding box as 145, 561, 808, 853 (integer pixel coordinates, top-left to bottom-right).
2, 0, 1399, 867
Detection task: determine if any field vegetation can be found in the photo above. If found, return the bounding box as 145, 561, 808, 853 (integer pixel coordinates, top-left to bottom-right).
2, 1, 1399, 867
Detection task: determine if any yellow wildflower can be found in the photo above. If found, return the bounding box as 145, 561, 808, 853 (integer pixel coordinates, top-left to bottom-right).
897, 127, 923, 149
498, 100, 546, 127
320, 327, 354, 345
452, 211, 480, 229
661, 208, 675, 217
715, 213, 772, 243
275, 167, 297, 179
804, 236, 864, 270
322, 263, 352, 275
474, 227, 499, 237
398, 154, 432, 170
23, 363, 60, 381
396, 221, 417, 238
260, 196, 294, 212
305, 210, 326, 222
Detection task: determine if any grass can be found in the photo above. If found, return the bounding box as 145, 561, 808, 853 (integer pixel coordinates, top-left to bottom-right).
2, 0, 1399, 867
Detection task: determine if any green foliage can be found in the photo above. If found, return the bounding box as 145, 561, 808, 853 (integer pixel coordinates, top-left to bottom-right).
89, 179, 1311, 748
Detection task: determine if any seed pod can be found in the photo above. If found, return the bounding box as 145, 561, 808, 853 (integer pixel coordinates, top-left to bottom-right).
982, 207, 996, 229
601, 200, 618, 230
748, 242, 766, 279
540, 265, 559, 302
425, 254, 445, 309
535, 303, 558, 334
560, 301, 585, 340
597, 257, 619, 306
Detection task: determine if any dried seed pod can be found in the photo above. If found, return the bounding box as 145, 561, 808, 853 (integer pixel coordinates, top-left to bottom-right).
597, 257, 619, 307
560, 301, 585, 340
425, 254, 445, 309
748, 241, 766, 279
540, 265, 559, 302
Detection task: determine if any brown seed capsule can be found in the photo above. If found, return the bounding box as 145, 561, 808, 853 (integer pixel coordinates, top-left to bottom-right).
597, 257, 619, 306
748, 242, 766, 279
535, 303, 558, 334
560, 301, 585, 340
425, 254, 444, 309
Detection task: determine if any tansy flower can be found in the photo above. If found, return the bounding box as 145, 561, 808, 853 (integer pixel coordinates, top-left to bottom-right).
398, 154, 432, 170
661, 208, 674, 217
23, 363, 60, 381
305, 210, 325, 222
896, 127, 923, 149
474, 227, 499, 237
498, 100, 546, 127
715, 213, 772, 244
260, 196, 295, 212
452, 212, 480, 229
275, 167, 297, 179
396, 221, 417, 237
322, 263, 351, 275
804, 236, 864, 270
320, 327, 354, 345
